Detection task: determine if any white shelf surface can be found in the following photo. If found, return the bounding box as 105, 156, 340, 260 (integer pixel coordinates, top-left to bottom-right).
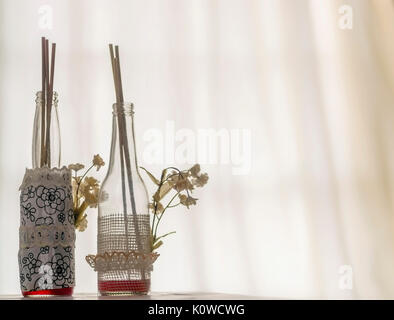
0, 292, 262, 300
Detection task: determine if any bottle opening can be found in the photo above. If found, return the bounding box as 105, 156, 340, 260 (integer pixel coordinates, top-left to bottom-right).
112, 102, 134, 115
35, 91, 58, 105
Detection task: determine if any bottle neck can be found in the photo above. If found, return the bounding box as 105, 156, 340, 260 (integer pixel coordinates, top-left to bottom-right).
35, 91, 58, 107
108, 103, 139, 174
32, 91, 61, 168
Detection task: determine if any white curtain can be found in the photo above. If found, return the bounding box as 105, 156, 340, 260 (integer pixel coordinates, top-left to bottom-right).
0, 0, 394, 298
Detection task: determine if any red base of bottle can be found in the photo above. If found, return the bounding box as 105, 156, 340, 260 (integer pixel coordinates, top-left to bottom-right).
98, 280, 150, 295
22, 287, 74, 297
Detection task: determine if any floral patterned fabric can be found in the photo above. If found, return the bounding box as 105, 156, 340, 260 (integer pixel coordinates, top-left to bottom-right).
18, 167, 75, 293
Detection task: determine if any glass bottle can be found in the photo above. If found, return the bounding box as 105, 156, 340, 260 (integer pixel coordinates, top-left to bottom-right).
98, 102, 151, 296
32, 91, 61, 168
21, 91, 74, 297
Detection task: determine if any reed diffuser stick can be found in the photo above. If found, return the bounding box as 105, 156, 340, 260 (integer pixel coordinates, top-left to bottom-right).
46, 43, 56, 167
39, 37, 56, 168
45, 39, 50, 166
109, 44, 145, 282
114, 46, 138, 217
40, 37, 46, 167
109, 44, 129, 243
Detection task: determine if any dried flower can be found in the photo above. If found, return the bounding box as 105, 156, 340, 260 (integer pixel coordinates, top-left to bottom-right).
193, 173, 209, 188
72, 178, 78, 196
76, 215, 88, 232
141, 164, 208, 252
68, 156, 104, 231
85, 191, 100, 208
189, 164, 201, 178
171, 174, 194, 192
81, 181, 100, 208
68, 163, 85, 172
84, 176, 99, 188
179, 194, 198, 209
93, 154, 105, 171
149, 202, 164, 214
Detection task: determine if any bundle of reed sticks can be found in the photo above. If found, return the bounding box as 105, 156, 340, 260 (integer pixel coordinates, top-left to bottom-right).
108, 44, 143, 255
39, 36, 57, 168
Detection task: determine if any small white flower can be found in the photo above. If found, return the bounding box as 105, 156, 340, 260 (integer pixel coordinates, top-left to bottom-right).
189, 164, 201, 178
193, 173, 209, 187
179, 194, 198, 209
68, 163, 85, 172
93, 154, 105, 171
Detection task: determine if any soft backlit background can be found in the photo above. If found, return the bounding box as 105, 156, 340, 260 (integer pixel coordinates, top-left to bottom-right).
1, 0, 394, 299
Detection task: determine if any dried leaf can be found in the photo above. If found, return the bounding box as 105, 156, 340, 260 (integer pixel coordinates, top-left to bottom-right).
158, 181, 173, 200
152, 240, 163, 250
140, 166, 160, 185
155, 231, 176, 241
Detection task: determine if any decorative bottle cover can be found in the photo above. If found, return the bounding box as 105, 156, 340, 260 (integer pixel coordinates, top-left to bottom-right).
18, 167, 75, 293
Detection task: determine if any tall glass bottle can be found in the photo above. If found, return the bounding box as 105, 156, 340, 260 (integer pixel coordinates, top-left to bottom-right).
20, 91, 75, 297
97, 102, 151, 295
32, 91, 61, 168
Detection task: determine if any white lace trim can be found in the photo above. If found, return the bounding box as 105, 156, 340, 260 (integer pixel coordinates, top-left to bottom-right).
19, 166, 71, 190
19, 225, 75, 248
85, 251, 159, 272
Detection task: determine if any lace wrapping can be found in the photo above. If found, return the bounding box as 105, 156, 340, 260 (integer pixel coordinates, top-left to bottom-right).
18, 167, 75, 292
86, 251, 159, 272
86, 213, 158, 273
20, 225, 75, 248
19, 166, 71, 191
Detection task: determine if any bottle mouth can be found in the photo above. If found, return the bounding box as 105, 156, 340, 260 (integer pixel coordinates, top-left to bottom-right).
112, 102, 134, 115
35, 91, 58, 104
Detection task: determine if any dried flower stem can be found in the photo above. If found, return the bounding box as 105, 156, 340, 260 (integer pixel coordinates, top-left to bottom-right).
144, 165, 208, 251
153, 191, 180, 241
150, 166, 191, 243
75, 164, 94, 205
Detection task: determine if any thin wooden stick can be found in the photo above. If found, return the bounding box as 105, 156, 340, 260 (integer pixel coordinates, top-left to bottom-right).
110, 45, 136, 281
40, 37, 46, 167
114, 49, 140, 221
114, 47, 136, 212
109, 44, 128, 239
109, 44, 145, 281
109, 45, 120, 101
114, 47, 140, 222
114, 46, 145, 281
46, 43, 56, 167
114, 46, 124, 100
43, 39, 50, 166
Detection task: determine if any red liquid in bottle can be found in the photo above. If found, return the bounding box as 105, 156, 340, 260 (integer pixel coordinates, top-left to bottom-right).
22, 287, 73, 297
98, 279, 150, 295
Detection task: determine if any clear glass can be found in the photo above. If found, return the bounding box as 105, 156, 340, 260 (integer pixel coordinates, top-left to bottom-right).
32, 91, 61, 168
98, 103, 151, 296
